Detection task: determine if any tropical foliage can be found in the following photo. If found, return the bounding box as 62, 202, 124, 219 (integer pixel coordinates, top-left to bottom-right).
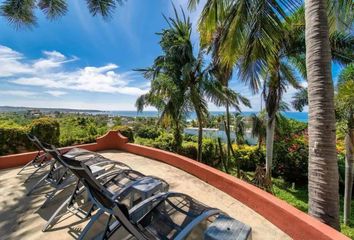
136, 8, 249, 161
0, 0, 125, 28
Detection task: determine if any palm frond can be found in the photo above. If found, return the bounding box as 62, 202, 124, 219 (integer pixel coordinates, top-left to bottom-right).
279, 60, 301, 89
291, 88, 308, 112
0, 0, 36, 28
85, 0, 117, 19
38, 0, 67, 20
327, 0, 353, 32
329, 31, 354, 65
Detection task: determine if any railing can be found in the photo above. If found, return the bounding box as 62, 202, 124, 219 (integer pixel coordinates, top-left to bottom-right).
0, 130, 349, 240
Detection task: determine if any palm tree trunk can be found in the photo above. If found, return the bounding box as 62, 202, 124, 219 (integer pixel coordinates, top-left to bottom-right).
196, 110, 203, 162
344, 130, 354, 225
265, 117, 275, 179
258, 136, 263, 150
174, 121, 183, 153
226, 102, 231, 155
305, 0, 340, 229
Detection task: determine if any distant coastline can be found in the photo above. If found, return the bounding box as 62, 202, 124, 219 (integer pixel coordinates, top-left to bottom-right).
0, 106, 308, 122
0, 106, 103, 113
106, 111, 308, 122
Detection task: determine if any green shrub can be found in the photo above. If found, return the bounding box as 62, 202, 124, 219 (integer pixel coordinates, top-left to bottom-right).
232, 144, 265, 171
113, 125, 134, 142
59, 116, 108, 146
135, 126, 160, 139
180, 141, 198, 159
29, 117, 60, 145
134, 137, 155, 147
153, 132, 175, 151
135, 132, 175, 152
0, 125, 31, 155
272, 132, 308, 184
179, 138, 219, 165
183, 134, 198, 142
202, 138, 218, 165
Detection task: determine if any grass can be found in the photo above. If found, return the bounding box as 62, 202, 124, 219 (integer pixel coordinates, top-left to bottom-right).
272, 178, 354, 239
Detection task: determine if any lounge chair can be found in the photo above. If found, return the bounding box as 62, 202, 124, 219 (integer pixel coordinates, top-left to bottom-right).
45, 146, 170, 239
55, 153, 252, 240
25, 135, 131, 209
18, 134, 101, 182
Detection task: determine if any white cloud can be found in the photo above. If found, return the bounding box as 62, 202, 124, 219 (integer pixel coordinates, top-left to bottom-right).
46, 91, 67, 97
0, 90, 36, 97
0, 45, 148, 96
33, 50, 78, 71
0, 46, 33, 77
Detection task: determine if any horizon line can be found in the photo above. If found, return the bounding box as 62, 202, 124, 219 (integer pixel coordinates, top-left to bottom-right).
0, 105, 307, 114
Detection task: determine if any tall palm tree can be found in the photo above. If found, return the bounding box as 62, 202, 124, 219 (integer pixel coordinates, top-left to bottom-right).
189, 0, 303, 179
197, 1, 234, 159
136, 7, 248, 161
0, 0, 124, 28
305, 0, 340, 230
251, 113, 266, 149
190, 0, 351, 228
234, 112, 245, 145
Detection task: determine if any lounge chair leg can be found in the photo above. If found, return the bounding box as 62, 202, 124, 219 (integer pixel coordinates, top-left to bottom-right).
24, 166, 42, 183
100, 214, 112, 240
41, 188, 58, 208
78, 209, 105, 240
17, 159, 34, 175
42, 196, 72, 231
85, 203, 95, 218
27, 173, 49, 196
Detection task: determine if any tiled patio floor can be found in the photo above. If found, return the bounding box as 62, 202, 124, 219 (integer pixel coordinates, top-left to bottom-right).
0, 150, 291, 240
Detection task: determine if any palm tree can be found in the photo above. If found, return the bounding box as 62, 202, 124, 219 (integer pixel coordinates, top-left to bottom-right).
199, 1, 234, 159
292, 88, 308, 112
136, 7, 248, 161
0, 0, 124, 28
189, 0, 303, 179
234, 112, 245, 145
190, 0, 352, 223
251, 113, 266, 149
335, 64, 354, 225
304, 0, 340, 230
136, 74, 186, 152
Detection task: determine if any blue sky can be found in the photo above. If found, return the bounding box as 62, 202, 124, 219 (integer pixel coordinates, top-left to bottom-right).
0, 0, 342, 111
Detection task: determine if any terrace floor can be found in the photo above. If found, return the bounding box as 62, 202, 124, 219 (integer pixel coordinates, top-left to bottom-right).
0, 150, 291, 240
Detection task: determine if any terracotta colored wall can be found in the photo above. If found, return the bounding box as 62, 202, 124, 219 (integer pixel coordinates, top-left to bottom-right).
0, 131, 127, 169
0, 131, 349, 240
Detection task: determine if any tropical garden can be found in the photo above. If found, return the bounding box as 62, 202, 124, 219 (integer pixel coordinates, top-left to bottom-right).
0, 0, 353, 238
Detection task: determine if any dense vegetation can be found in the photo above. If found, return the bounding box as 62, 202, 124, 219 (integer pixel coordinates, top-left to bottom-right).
1, 109, 353, 236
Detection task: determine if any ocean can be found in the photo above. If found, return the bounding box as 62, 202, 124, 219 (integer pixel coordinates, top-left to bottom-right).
105, 111, 308, 122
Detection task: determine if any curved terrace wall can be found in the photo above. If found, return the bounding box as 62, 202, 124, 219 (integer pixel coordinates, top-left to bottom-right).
0, 131, 349, 240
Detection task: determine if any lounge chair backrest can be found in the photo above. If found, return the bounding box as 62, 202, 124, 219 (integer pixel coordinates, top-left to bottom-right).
45, 147, 145, 238
27, 134, 46, 152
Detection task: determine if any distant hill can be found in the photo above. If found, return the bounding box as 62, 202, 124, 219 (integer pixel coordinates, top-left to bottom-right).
0, 106, 103, 113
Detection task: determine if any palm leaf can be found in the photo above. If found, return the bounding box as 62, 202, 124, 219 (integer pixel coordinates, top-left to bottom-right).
0, 0, 36, 28
38, 0, 67, 19
85, 0, 117, 18
291, 88, 308, 112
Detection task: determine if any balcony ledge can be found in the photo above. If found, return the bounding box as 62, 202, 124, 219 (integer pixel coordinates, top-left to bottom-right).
0, 131, 349, 240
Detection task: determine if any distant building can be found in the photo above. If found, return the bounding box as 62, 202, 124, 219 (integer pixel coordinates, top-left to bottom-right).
26, 109, 42, 117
